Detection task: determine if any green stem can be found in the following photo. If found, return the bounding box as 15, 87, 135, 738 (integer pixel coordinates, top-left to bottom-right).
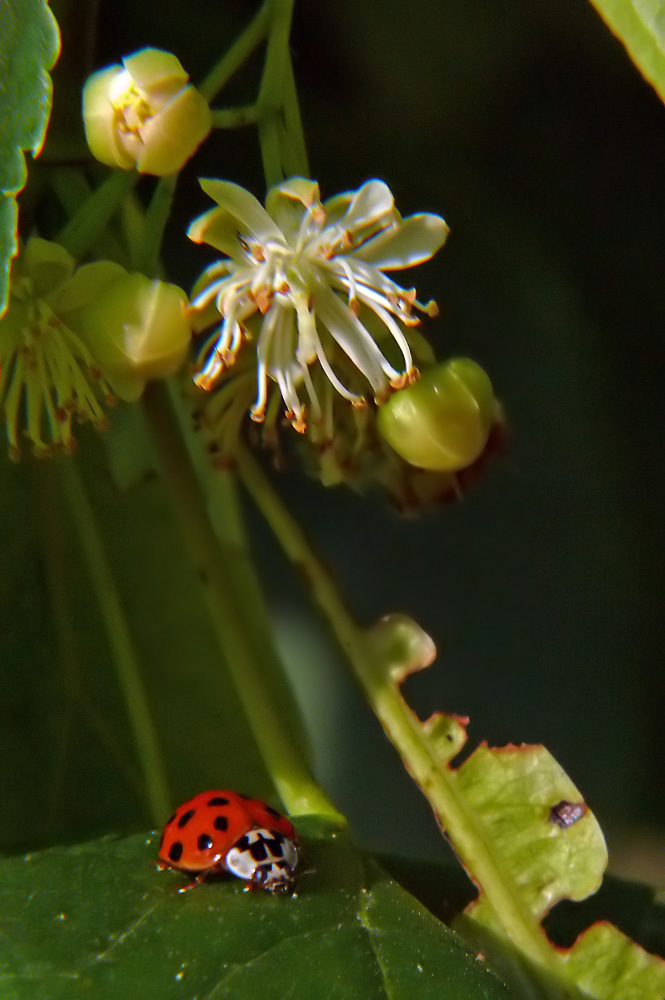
256, 0, 297, 186
258, 114, 284, 189
136, 174, 179, 277
141, 382, 342, 822
198, 3, 271, 103
56, 170, 138, 261
49, 167, 130, 267
165, 383, 309, 745
58, 460, 170, 826
234, 441, 557, 972
281, 49, 310, 176
211, 104, 262, 129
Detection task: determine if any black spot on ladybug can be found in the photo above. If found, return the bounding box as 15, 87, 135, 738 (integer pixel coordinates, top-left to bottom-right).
177, 809, 196, 828
249, 840, 269, 862
169, 841, 184, 863
265, 805, 282, 820
208, 796, 230, 807
214, 815, 229, 832
198, 833, 214, 851
549, 800, 587, 829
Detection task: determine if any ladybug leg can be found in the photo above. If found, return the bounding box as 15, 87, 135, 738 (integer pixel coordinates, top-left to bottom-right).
177, 868, 215, 894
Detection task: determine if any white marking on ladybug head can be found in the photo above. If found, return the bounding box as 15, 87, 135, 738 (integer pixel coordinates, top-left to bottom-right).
224, 827, 299, 893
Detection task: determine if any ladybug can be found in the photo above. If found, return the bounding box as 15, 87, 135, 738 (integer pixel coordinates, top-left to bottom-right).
156, 790, 300, 894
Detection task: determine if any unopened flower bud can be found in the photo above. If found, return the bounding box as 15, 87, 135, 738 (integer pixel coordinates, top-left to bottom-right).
377, 358, 495, 472
70, 273, 192, 399
0, 239, 192, 456
82, 48, 211, 175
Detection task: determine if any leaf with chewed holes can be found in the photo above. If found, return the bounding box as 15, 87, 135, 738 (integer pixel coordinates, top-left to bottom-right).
0, 818, 516, 1000
361, 614, 665, 999
0, 0, 60, 313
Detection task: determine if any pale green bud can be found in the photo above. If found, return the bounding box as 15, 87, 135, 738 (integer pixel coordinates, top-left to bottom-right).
82, 48, 211, 175
0, 238, 193, 456
70, 273, 192, 400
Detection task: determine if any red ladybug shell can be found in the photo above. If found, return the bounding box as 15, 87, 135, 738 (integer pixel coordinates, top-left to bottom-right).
157, 790, 296, 874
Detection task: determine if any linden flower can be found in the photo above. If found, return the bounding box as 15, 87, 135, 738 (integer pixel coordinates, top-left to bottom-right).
82, 48, 212, 175
188, 178, 448, 432
0, 238, 191, 457
0, 239, 117, 457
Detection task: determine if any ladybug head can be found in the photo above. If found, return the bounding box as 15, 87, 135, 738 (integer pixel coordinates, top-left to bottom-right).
225, 827, 300, 893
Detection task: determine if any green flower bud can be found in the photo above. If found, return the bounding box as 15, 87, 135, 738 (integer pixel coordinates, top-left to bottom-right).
376, 357, 495, 472
82, 48, 211, 175
0, 238, 193, 457
69, 273, 192, 400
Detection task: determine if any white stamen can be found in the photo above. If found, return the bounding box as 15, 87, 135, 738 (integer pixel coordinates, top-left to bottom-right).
315, 289, 397, 392
366, 300, 413, 374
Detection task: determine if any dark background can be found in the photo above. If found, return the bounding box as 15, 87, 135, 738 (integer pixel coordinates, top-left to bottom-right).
6, 0, 664, 876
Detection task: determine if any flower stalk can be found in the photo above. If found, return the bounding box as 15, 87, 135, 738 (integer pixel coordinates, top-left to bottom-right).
198, 3, 271, 103
234, 440, 558, 972
141, 381, 342, 822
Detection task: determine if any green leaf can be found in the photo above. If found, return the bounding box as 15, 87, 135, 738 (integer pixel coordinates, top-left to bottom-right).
0, 819, 515, 1000
0, 0, 60, 313
382, 856, 665, 1000
363, 615, 665, 999
452, 747, 665, 999
588, 0, 665, 103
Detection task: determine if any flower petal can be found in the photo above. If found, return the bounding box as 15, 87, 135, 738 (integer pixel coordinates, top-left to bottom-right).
352, 213, 449, 269
197, 180, 285, 246
336, 179, 395, 233
122, 48, 188, 97
82, 66, 137, 169
188, 207, 246, 258
321, 190, 354, 226
20, 237, 76, 298
51, 261, 126, 314
137, 85, 211, 175
265, 177, 320, 240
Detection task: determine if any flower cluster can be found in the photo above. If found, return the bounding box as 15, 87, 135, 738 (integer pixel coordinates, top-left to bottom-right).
187, 177, 504, 506
188, 177, 448, 433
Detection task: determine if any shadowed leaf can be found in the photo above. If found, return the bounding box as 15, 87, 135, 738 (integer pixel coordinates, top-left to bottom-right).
0, 818, 516, 1000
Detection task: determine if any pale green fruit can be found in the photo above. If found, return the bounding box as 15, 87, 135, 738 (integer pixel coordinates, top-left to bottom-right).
377, 358, 495, 471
